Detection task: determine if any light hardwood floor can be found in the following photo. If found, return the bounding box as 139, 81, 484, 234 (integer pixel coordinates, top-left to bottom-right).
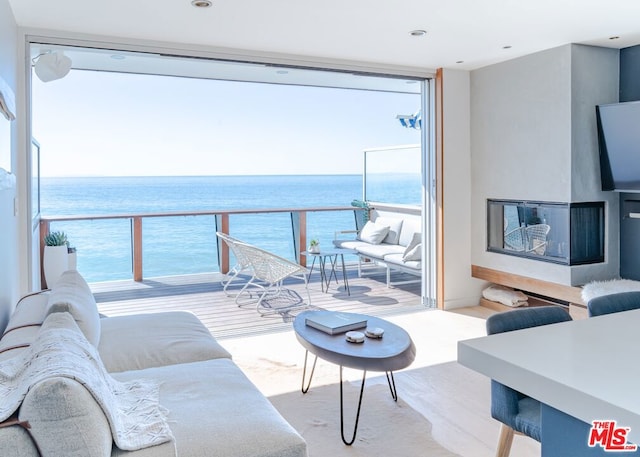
91, 267, 539, 457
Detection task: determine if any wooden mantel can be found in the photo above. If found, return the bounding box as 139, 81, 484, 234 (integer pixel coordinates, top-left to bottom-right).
471, 265, 585, 306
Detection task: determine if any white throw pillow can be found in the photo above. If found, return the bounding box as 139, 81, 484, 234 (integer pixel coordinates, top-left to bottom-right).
46, 270, 101, 347
358, 221, 391, 245
374, 217, 404, 245
402, 232, 422, 262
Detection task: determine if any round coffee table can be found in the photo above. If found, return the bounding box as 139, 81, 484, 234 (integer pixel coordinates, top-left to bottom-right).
293, 310, 416, 445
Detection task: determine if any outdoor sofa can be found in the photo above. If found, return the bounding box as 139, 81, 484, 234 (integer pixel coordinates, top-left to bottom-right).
333, 209, 422, 287
0, 270, 307, 457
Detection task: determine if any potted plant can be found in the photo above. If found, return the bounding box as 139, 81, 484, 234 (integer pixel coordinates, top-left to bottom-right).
308, 238, 320, 254
43, 230, 72, 288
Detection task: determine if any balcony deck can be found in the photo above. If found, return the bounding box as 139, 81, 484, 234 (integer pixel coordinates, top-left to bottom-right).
90, 264, 423, 340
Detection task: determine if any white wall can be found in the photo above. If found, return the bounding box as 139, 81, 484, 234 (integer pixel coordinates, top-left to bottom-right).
469, 44, 619, 287
569, 45, 620, 285
441, 69, 484, 309
0, 0, 19, 332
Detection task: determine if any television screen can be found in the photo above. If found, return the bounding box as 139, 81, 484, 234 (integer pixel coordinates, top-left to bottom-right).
596, 101, 640, 192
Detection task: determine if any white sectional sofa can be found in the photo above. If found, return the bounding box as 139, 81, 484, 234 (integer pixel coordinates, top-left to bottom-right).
333, 208, 422, 287
0, 271, 307, 457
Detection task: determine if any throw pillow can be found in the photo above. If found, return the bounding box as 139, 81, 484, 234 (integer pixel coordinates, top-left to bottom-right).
46, 270, 101, 347
402, 232, 422, 262
357, 221, 391, 245
375, 217, 404, 245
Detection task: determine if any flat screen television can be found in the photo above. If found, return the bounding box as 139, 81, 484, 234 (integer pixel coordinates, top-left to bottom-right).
596, 100, 640, 192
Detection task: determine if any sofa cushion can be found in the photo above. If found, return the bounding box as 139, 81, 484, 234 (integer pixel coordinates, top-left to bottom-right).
356, 243, 405, 259
112, 358, 307, 457
46, 270, 101, 346
332, 239, 369, 250
383, 253, 422, 270
19, 377, 113, 457
357, 221, 390, 245
4, 311, 175, 453
374, 217, 404, 245
0, 423, 39, 457
402, 232, 422, 262
0, 292, 50, 362
99, 311, 232, 373
398, 217, 422, 247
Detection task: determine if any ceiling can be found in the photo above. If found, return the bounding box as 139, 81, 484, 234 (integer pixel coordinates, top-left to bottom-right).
9, 0, 640, 75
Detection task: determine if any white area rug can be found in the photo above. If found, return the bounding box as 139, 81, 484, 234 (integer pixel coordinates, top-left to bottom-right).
581, 279, 640, 303
269, 382, 461, 457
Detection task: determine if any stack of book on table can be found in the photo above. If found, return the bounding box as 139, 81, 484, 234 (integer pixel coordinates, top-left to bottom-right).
305, 311, 367, 335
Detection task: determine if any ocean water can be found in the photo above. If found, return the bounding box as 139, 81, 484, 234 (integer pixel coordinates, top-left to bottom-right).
42, 174, 421, 282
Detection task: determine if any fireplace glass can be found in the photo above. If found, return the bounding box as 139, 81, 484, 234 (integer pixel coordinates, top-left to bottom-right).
487, 199, 604, 265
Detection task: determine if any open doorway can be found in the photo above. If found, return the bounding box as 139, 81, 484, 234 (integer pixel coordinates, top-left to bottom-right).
28, 41, 434, 305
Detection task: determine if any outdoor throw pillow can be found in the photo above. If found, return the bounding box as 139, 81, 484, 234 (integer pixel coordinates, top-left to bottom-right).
358, 221, 390, 245
375, 217, 404, 245
46, 270, 101, 347
403, 232, 422, 262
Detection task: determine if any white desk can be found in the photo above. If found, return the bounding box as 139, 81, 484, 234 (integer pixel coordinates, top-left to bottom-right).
457, 309, 640, 448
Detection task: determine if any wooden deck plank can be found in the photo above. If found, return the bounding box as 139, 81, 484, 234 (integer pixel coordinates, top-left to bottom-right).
91, 265, 424, 340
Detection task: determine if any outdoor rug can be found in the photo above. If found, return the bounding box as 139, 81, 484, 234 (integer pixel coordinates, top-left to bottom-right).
269, 382, 461, 457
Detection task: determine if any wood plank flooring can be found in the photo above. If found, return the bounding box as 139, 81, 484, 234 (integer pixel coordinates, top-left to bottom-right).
91, 264, 424, 339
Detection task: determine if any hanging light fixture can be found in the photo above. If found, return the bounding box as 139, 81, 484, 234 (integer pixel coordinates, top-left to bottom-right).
33, 51, 72, 82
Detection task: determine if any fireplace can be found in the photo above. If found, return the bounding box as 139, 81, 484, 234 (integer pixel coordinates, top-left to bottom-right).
487, 199, 605, 265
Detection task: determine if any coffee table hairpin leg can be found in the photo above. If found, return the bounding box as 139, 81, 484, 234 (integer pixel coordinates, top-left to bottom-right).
300, 350, 399, 446
301, 350, 317, 394
340, 366, 367, 445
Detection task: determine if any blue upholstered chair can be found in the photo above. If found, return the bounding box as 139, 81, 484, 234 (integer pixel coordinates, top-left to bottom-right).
486, 306, 572, 457
587, 291, 640, 317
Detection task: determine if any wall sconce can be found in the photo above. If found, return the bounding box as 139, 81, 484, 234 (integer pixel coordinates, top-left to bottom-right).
33, 51, 72, 82
396, 109, 422, 130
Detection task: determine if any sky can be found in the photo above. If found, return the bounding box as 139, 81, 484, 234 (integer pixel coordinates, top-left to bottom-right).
32, 69, 422, 177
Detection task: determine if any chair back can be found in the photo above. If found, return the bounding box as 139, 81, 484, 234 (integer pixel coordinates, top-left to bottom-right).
216, 231, 253, 270
486, 306, 572, 442
486, 306, 571, 335
587, 291, 640, 317
231, 241, 307, 284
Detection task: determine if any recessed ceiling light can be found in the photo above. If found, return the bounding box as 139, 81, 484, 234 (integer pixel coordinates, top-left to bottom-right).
456, 60, 464, 64
409, 30, 427, 37
503, 45, 512, 49
609, 36, 620, 40
191, 0, 212, 7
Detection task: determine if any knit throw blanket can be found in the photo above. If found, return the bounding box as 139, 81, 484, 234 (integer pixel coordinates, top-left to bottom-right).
0, 311, 174, 451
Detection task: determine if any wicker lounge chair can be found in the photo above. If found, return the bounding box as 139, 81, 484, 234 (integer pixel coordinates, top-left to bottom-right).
216, 231, 255, 297
217, 233, 310, 315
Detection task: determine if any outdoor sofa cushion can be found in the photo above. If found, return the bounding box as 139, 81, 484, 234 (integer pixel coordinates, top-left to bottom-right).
402, 232, 422, 261
356, 243, 405, 259
99, 311, 232, 373
357, 221, 390, 244
375, 216, 404, 245
112, 358, 307, 457
383, 253, 421, 271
